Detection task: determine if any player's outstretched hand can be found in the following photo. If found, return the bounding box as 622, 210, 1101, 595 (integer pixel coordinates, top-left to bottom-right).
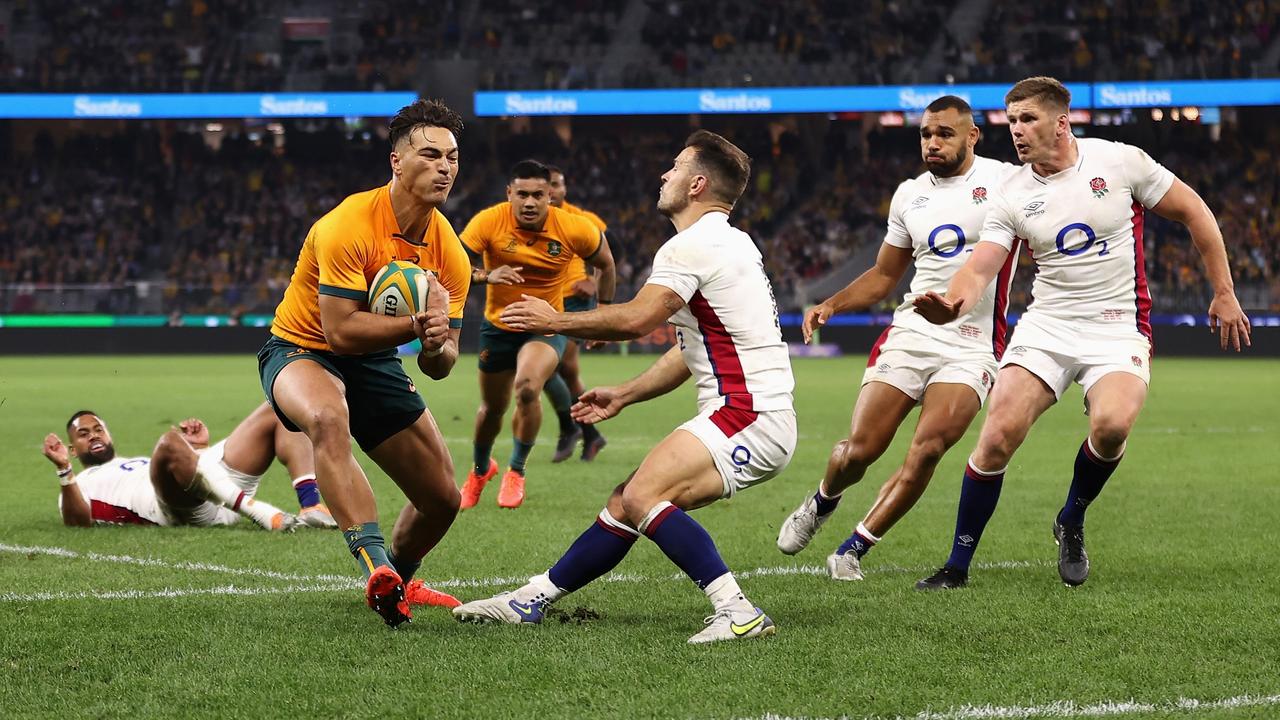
571, 386, 626, 424
42, 433, 70, 469
487, 265, 524, 285
178, 418, 209, 446
802, 302, 834, 344
912, 291, 962, 325
500, 294, 556, 333
1208, 293, 1252, 352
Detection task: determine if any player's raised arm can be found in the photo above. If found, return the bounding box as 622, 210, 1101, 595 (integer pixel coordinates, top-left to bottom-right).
805, 243, 913, 343
1149, 178, 1252, 351
42, 433, 90, 527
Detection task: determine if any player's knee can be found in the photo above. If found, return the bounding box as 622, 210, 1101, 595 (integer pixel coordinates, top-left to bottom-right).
907, 435, 949, 468
1090, 416, 1131, 454
838, 437, 880, 470
304, 405, 351, 451
513, 377, 542, 406
619, 485, 658, 527
152, 430, 186, 464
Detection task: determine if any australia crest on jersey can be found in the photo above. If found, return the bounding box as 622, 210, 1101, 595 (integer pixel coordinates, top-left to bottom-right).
546, 240, 563, 257
1090, 177, 1109, 199
972, 186, 988, 205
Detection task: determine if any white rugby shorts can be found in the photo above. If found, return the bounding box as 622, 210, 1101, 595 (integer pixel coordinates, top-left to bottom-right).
999, 313, 1152, 402
678, 406, 797, 498
861, 327, 998, 405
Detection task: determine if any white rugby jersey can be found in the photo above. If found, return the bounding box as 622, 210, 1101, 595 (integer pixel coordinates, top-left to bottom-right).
645, 212, 795, 421
980, 137, 1175, 339
63, 456, 166, 525
885, 155, 1021, 357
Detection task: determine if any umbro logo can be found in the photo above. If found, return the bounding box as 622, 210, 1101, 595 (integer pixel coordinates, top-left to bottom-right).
958, 534, 975, 546
1023, 201, 1046, 218
911, 196, 929, 206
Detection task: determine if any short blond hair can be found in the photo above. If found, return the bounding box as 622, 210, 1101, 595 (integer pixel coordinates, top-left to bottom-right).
1005, 76, 1071, 114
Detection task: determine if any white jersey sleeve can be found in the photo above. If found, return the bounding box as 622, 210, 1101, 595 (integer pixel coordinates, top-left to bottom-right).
883, 181, 913, 249
1122, 142, 1176, 209
645, 212, 794, 415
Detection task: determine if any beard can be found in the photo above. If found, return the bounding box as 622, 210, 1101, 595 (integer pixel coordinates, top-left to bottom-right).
79, 443, 116, 467
656, 189, 689, 217
928, 145, 969, 177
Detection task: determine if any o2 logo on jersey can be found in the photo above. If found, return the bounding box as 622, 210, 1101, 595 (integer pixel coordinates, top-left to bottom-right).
1055, 222, 1110, 257
730, 445, 752, 468
120, 459, 149, 472
927, 224, 966, 258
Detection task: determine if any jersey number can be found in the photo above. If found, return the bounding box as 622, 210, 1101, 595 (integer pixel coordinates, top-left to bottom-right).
1055, 222, 1108, 256
928, 224, 966, 258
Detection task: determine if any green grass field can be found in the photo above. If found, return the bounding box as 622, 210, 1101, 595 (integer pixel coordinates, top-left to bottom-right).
1, 354, 1278, 720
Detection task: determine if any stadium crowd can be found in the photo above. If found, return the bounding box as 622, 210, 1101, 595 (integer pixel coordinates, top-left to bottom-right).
2, 116, 1277, 317
2, 0, 1275, 92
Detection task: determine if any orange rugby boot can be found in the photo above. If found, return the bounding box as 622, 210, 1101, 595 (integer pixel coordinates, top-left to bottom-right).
365, 565, 412, 628
405, 579, 462, 609
460, 458, 499, 510
496, 469, 526, 509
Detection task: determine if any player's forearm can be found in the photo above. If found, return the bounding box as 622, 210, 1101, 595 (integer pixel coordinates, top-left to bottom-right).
550, 303, 652, 340
944, 267, 986, 315
595, 264, 617, 304
1187, 214, 1237, 297
619, 346, 691, 405
59, 483, 92, 527
417, 337, 459, 380
326, 314, 416, 356
826, 268, 897, 314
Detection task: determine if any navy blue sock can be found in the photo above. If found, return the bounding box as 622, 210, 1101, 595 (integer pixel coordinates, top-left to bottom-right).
1059, 439, 1122, 527
548, 512, 639, 592
945, 462, 1005, 572
813, 487, 841, 516
473, 443, 492, 475
386, 549, 421, 583
643, 504, 729, 590
837, 530, 876, 558
292, 477, 321, 508
509, 438, 535, 473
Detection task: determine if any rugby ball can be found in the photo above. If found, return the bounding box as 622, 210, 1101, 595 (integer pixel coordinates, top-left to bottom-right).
368, 260, 429, 317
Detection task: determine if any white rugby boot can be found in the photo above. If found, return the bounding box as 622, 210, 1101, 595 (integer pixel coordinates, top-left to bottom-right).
776, 494, 832, 555
688, 605, 777, 644
826, 551, 865, 581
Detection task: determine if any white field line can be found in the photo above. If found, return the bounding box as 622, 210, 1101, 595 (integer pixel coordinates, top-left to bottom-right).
0, 542, 359, 586
741, 692, 1280, 720
0, 541, 1048, 602
0, 583, 353, 603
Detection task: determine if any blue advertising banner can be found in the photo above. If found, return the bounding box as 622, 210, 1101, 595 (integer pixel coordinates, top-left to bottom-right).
0, 92, 419, 119
1091, 79, 1280, 108
476, 84, 1091, 116
477, 79, 1275, 117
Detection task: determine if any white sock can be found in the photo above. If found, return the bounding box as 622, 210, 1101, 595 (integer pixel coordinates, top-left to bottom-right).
190, 467, 286, 530
704, 572, 752, 614
524, 573, 565, 603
